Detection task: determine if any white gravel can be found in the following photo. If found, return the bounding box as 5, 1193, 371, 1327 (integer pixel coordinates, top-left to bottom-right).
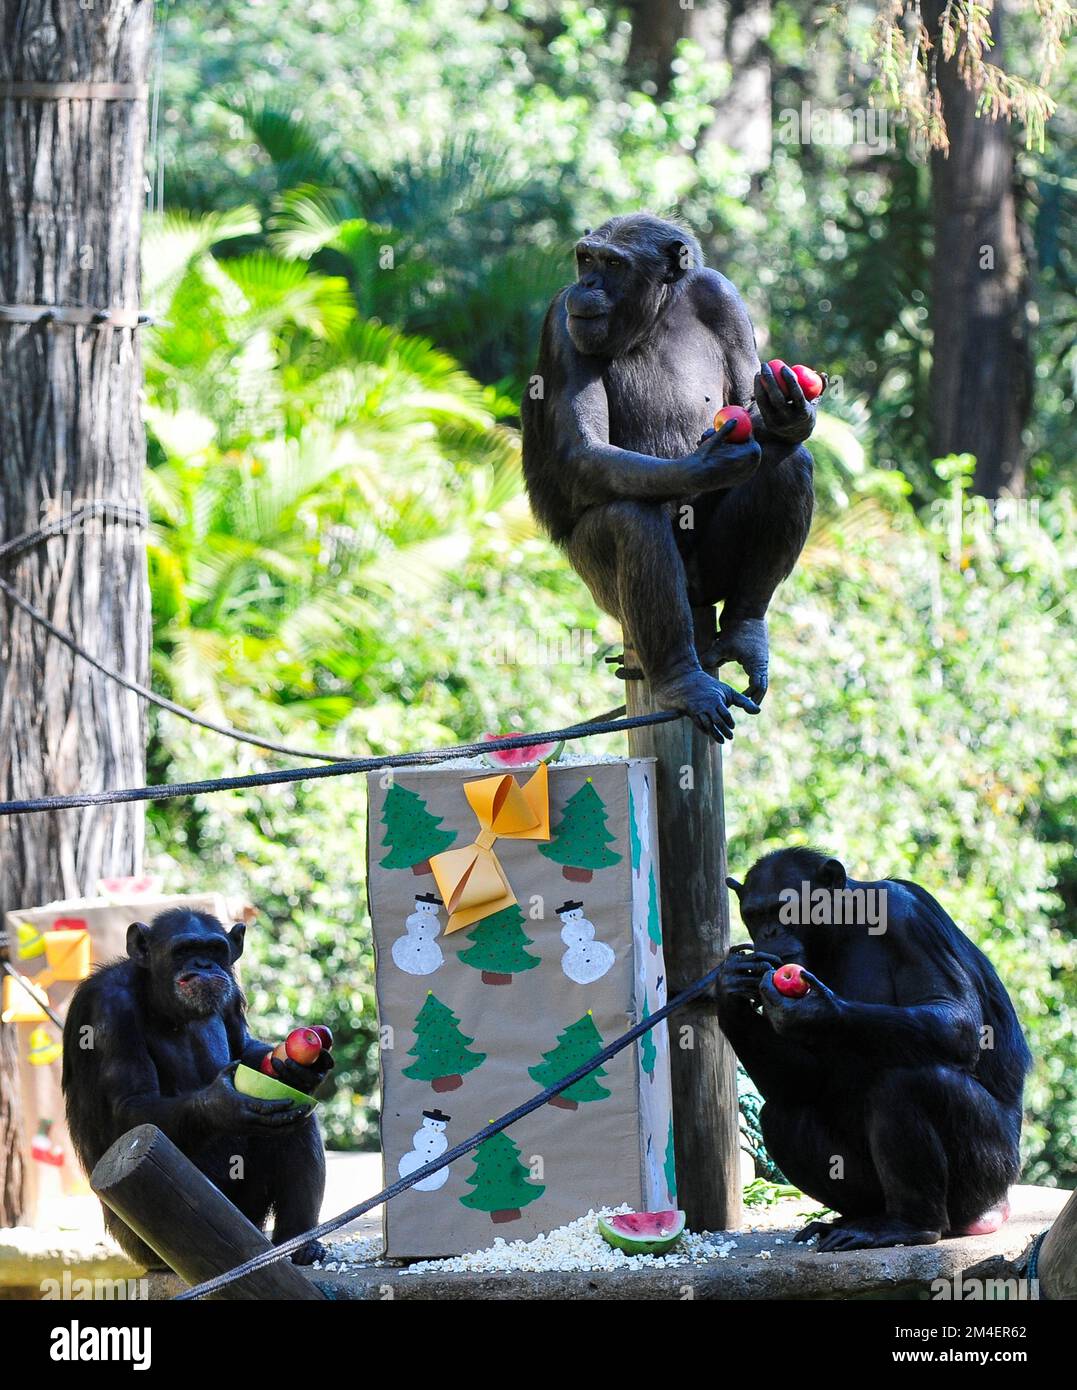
317, 1206, 743, 1275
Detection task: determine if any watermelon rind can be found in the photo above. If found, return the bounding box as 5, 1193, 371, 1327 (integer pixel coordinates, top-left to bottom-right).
597, 1209, 686, 1255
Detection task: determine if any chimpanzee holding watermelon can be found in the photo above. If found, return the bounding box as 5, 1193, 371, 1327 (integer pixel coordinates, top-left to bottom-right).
716, 848, 1030, 1252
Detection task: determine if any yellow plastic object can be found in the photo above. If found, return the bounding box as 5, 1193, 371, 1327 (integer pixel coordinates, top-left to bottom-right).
2, 974, 49, 1023
43, 929, 91, 981
28, 1026, 63, 1066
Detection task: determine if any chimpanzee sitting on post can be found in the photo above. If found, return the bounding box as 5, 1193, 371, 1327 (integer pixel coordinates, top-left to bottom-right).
522, 213, 815, 742
716, 849, 1030, 1251
63, 909, 332, 1267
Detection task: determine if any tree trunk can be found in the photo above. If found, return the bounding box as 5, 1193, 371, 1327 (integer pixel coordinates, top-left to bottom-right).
0, 0, 152, 1226
625, 0, 772, 170
925, 0, 1032, 497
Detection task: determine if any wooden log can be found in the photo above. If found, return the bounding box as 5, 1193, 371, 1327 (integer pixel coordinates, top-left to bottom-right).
1037, 1189, 1077, 1300
91, 1125, 325, 1300
624, 607, 742, 1233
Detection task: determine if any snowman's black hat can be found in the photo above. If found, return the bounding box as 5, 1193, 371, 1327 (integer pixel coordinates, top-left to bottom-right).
416, 892, 443, 905
555, 900, 584, 914
422, 1108, 451, 1123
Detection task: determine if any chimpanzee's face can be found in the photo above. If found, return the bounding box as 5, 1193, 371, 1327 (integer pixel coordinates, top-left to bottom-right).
129, 912, 243, 1020
732, 882, 806, 964
565, 239, 662, 357
163, 932, 237, 1017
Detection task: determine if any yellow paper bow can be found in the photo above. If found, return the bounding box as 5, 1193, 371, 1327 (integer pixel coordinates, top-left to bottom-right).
429, 762, 551, 935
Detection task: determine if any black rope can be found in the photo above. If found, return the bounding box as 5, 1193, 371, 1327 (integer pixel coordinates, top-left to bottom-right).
0, 711, 680, 817
0, 959, 64, 1029
0, 499, 146, 562
176, 956, 721, 1300
0, 572, 349, 764
0, 511, 633, 768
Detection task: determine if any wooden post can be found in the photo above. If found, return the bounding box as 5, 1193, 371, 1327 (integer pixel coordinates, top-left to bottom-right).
1037, 1190, 1077, 1300
91, 1125, 326, 1300
624, 607, 741, 1232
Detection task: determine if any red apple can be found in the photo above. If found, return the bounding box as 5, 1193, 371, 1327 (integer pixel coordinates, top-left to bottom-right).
284, 1027, 323, 1067
260, 1051, 276, 1076
791, 364, 826, 401
713, 404, 753, 443
311, 1025, 334, 1051
766, 357, 791, 392
772, 963, 810, 998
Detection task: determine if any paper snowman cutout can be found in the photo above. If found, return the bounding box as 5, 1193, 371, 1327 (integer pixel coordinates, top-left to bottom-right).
557, 900, 615, 984
391, 893, 445, 976
397, 1108, 451, 1191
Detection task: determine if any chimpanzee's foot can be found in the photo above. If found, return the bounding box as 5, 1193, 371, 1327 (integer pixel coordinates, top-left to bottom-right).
287, 1238, 328, 1266
797, 1215, 940, 1251
651, 669, 760, 742
948, 1199, 1011, 1237
700, 618, 769, 703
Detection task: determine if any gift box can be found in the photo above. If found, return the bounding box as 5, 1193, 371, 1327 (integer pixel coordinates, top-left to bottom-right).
368, 757, 675, 1258
3, 888, 237, 1224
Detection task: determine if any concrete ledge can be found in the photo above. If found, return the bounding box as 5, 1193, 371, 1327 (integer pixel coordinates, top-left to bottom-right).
5, 1184, 1066, 1301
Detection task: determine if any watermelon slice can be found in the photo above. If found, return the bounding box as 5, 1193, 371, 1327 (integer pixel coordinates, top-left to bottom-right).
597, 1209, 686, 1255
480, 732, 564, 768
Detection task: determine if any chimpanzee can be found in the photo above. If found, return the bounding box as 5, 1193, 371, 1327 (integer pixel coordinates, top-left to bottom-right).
63, 909, 332, 1267
521, 213, 815, 742
717, 849, 1030, 1251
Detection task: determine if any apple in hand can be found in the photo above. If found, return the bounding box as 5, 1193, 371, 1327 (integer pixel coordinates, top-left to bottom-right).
791, 364, 826, 401
283, 1027, 323, 1067
772, 963, 810, 998
311, 1025, 334, 1051
260, 1051, 276, 1076
713, 404, 753, 443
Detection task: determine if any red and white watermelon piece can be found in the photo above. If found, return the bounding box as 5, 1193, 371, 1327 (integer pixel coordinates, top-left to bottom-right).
480, 732, 564, 768
597, 1209, 686, 1255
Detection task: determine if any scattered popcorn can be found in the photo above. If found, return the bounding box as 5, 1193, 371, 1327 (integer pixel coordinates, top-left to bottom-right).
382, 1208, 739, 1275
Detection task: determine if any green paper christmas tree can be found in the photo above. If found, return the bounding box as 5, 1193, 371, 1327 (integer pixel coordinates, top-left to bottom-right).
459, 1131, 545, 1224
646, 867, 662, 954
664, 1117, 678, 1202
402, 992, 485, 1092
640, 994, 657, 1077
379, 783, 456, 874
539, 778, 621, 883
629, 790, 642, 874
458, 904, 541, 985
529, 1010, 610, 1110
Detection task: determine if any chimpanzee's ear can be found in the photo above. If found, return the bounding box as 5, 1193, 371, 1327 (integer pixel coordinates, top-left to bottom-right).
226, 922, 246, 963
126, 922, 151, 966
725, 877, 745, 898
819, 858, 847, 890
664, 239, 694, 283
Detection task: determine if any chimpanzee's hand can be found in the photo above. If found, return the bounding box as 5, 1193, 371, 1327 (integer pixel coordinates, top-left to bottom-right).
270, 1048, 334, 1097
199, 1062, 313, 1134
754, 363, 815, 444
714, 944, 784, 1010
702, 617, 770, 704
759, 968, 840, 1037
689, 418, 762, 490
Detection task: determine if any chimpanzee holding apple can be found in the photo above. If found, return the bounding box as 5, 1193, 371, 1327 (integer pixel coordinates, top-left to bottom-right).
522, 213, 816, 742
717, 849, 1030, 1251
63, 909, 333, 1267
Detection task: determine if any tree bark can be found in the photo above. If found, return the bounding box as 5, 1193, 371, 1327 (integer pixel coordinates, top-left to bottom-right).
625, 0, 772, 170
0, 0, 152, 1226
925, 0, 1032, 497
